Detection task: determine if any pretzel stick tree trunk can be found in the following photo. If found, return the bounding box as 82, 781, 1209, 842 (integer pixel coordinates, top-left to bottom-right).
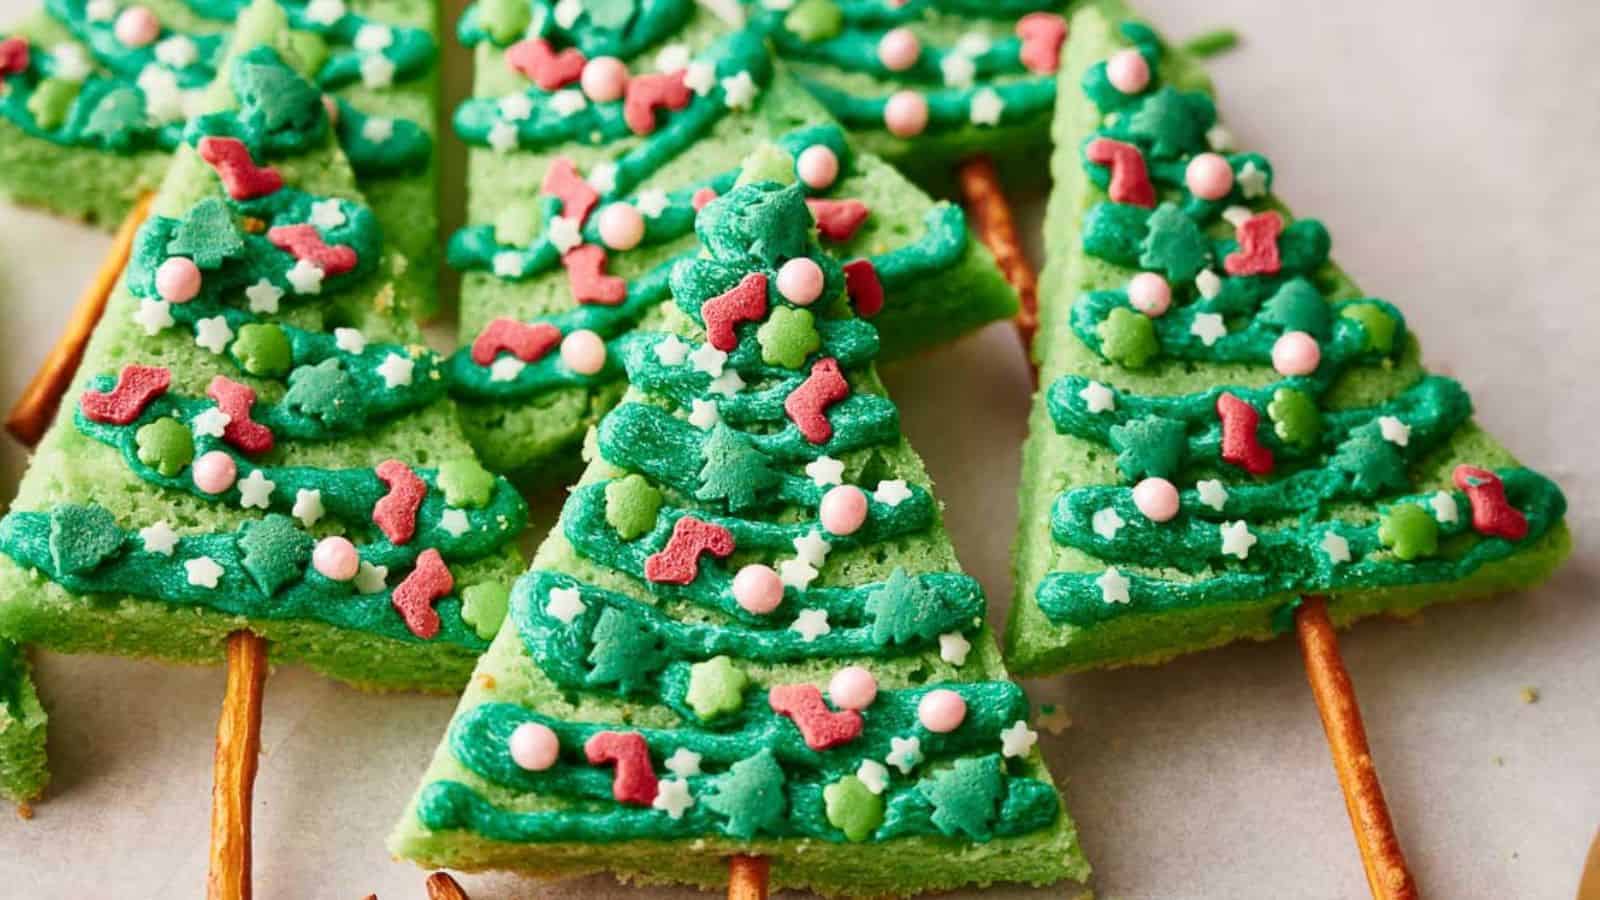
957, 162, 1417, 900
208, 631, 269, 900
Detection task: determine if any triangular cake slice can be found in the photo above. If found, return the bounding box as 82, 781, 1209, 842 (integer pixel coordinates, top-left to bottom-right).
1007, 2, 1570, 673
0, 0, 525, 692
393, 182, 1086, 895
0, 641, 47, 805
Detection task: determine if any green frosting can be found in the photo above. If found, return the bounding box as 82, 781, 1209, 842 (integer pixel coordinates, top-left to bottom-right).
457, 0, 694, 57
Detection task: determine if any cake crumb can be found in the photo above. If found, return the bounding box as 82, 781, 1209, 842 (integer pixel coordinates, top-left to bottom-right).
16, 802, 33, 820
1520, 686, 1539, 704
478, 673, 496, 690
1037, 704, 1072, 735
1492, 755, 1504, 767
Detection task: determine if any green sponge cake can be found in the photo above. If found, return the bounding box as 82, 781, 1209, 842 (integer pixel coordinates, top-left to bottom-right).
0, 641, 48, 806
447, 0, 1017, 484
0, 0, 443, 313
392, 183, 1086, 895
745, 0, 1077, 188
1007, 3, 1570, 674
0, 1, 525, 693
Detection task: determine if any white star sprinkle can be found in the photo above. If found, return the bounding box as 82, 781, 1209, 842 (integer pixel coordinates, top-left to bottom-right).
1236, 161, 1268, 198
377, 353, 415, 388
654, 334, 689, 365
490, 357, 526, 382
498, 92, 534, 122
191, 407, 230, 439
550, 89, 586, 116
655, 43, 690, 73
1079, 380, 1115, 414
790, 607, 830, 641
873, 480, 911, 507
1430, 491, 1459, 524
1096, 567, 1130, 604
51, 45, 90, 82
1321, 530, 1351, 564
1196, 479, 1229, 512
635, 189, 669, 218
355, 562, 388, 594
361, 117, 394, 143
488, 120, 519, 153
1037, 705, 1072, 735
688, 398, 720, 430
805, 456, 844, 487
140, 521, 179, 556
137, 66, 183, 122
553, 0, 582, 27
588, 162, 618, 194
309, 198, 346, 230
237, 470, 275, 509
186, 556, 224, 589
939, 631, 971, 667
85, 0, 115, 22
492, 252, 522, 278
683, 61, 716, 96
439, 509, 471, 537
305, 0, 345, 25
134, 298, 174, 335
547, 215, 582, 253
241, 279, 282, 315
286, 259, 325, 294
886, 736, 922, 774
333, 327, 366, 354
969, 88, 1004, 126
194, 316, 234, 354
1190, 312, 1227, 346
1222, 205, 1254, 227
1219, 520, 1257, 559
793, 530, 831, 566
1195, 269, 1222, 299
856, 759, 889, 794
652, 779, 694, 819
688, 342, 727, 377
293, 489, 324, 527
1000, 720, 1039, 758
955, 32, 991, 56
941, 53, 976, 88
708, 370, 744, 397
546, 586, 586, 623
1378, 415, 1411, 447
354, 23, 393, 51
155, 35, 198, 68
779, 558, 819, 591
1206, 124, 1234, 151
1092, 507, 1126, 541
665, 747, 702, 777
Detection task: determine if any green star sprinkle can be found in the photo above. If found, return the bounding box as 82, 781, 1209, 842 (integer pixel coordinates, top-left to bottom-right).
460, 582, 510, 641
1098, 306, 1160, 368
684, 655, 749, 720
604, 474, 662, 540
438, 458, 495, 509
1139, 202, 1212, 282
283, 358, 363, 430
823, 775, 884, 842
135, 417, 195, 477
232, 323, 292, 377
784, 0, 843, 42
1378, 504, 1439, 561
756, 306, 821, 368
735, 143, 797, 188
477, 0, 532, 42
1268, 387, 1321, 449
1340, 303, 1398, 354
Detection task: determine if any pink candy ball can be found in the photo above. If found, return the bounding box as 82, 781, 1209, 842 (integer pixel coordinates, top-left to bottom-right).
877, 27, 921, 72
115, 6, 160, 48
580, 56, 628, 103
560, 329, 607, 375
312, 536, 360, 581
828, 666, 878, 711
883, 90, 928, 138
819, 485, 868, 536
1185, 152, 1234, 201
1272, 331, 1321, 376
597, 203, 645, 251
1105, 48, 1150, 94
156, 257, 202, 303
776, 257, 824, 306
508, 722, 560, 771
192, 451, 237, 495
796, 144, 839, 190
1127, 272, 1171, 317
917, 689, 967, 733
1132, 477, 1180, 522
732, 563, 784, 615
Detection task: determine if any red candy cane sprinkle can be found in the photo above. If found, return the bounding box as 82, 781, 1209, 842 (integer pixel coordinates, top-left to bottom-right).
1216, 392, 1274, 475
644, 516, 735, 585
471, 318, 562, 366
701, 272, 769, 351
1452, 465, 1529, 541
390, 548, 453, 639
562, 244, 628, 305
1085, 138, 1156, 208
80, 364, 171, 424
505, 38, 585, 90
785, 357, 850, 445
266, 224, 358, 276
541, 157, 599, 226
206, 376, 274, 455
584, 731, 659, 806
806, 198, 870, 242
768, 683, 864, 750
197, 136, 283, 200
622, 71, 690, 136
1224, 211, 1284, 277
373, 459, 427, 545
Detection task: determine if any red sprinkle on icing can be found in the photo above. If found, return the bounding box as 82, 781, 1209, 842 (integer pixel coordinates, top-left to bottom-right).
541, 157, 599, 226
644, 516, 735, 585
584, 732, 658, 806
843, 259, 884, 317
0, 36, 29, 75
391, 548, 453, 639
1224, 211, 1284, 276
622, 71, 691, 136
206, 376, 273, 455
562, 244, 627, 305
1453, 465, 1529, 541
80, 364, 170, 424
701, 272, 769, 351
374, 459, 427, 545
691, 187, 718, 211
1016, 12, 1068, 74
1085, 137, 1155, 208
197, 136, 283, 200
505, 38, 585, 90
768, 683, 863, 750
266, 224, 358, 276
785, 357, 850, 444
1216, 392, 1274, 475
806, 198, 870, 242
471, 317, 561, 366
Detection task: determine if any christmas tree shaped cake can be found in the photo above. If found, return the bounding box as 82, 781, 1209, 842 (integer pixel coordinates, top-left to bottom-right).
0, 0, 443, 311
392, 182, 1086, 895
0, 640, 48, 805
1007, 3, 1571, 673
0, 0, 526, 691
746, 0, 1075, 185
447, 0, 1018, 481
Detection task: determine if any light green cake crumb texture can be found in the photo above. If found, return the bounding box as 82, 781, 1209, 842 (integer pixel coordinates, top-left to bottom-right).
0, 641, 49, 805
1006, 2, 1571, 675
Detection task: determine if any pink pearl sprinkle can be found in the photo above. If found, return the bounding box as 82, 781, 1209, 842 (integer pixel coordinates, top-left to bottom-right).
155, 257, 202, 303
580, 56, 628, 103
597, 203, 645, 251
1105, 49, 1150, 95
1272, 330, 1322, 376
819, 485, 868, 536
917, 689, 967, 733
508, 722, 560, 771
560, 329, 607, 375
877, 27, 921, 72
732, 563, 784, 615
312, 536, 360, 581
191, 451, 237, 495
1126, 272, 1171, 317
828, 666, 878, 711
1185, 152, 1234, 201
883, 90, 928, 138
795, 144, 839, 190
776, 257, 824, 306
115, 6, 160, 48
1132, 477, 1181, 522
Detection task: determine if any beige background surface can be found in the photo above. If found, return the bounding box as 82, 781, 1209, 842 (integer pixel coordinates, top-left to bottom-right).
1, 0, 1597, 897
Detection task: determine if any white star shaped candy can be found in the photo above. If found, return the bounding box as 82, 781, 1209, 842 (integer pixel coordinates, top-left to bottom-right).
85, 0, 115, 21
1195, 269, 1222, 299
1196, 479, 1229, 512
708, 370, 744, 397
941, 53, 976, 88
955, 32, 991, 56
488, 120, 519, 153
550, 89, 586, 116
1190, 312, 1227, 346
492, 252, 522, 278
1079, 380, 1115, 414
969, 88, 1004, 127
547, 215, 582, 253
665, 748, 702, 777
655, 43, 690, 73
490, 357, 526, 382
886, 736, 922, 774
185, 556, 224, 589
873, 480, 911, 507
1236, 161, 1268, 198
140, 521, 179, 556
855, 759, 890, 795
309, 198, 346, 230
286, 259, 325, 294
361, 117, 394, 143
51, 45, 90, 82
652, 780, 694, 819
305, 0, 345, 25
155, 35, 198, 68
191, 407, 230, 439
1378, 415, 1411, 447
334, 327, 366, 354
587, 163, 618, 194
134, 298, 174, 335
654, 334, 689, 365
498, 92, 534, 122
790, 607, 830, 641
779, 558, 819, 591
1206, 124, 1234, 151
552, 0, 582, 27
1000, 720, 1039, 758
635, 189, 670, 218
688, 342, 727, 377
1091, 507, 1125, 541
1219, 520, 1257, 559
1321, 530, 1351, 564
939, 631, 971, 667
194, 316, 233, 354
683, 61, 716, 96
137, 66, 183, 122
688, 398, 720, 430
354, 23, 393, 51
244, 278, 282, 313
355, 562, 388, 594
546, 586, 586, 624
293, 489, 324, 527
1096, 567, 1130, 604
439, 509, 471, 537
793, 530, 831, 567
237, 470, 275, 509
805, 455, 844, 487
1430, 491, 1459, 524
377, 353, 415, 389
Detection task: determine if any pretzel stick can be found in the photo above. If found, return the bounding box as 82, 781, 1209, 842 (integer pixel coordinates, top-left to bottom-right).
424, 871, 471, 899
207, 630, 269, 900
957, 156, 1039, 359
728, 854, 769, 900
1296, 597, 1417, 900
5, 192, 154, 445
